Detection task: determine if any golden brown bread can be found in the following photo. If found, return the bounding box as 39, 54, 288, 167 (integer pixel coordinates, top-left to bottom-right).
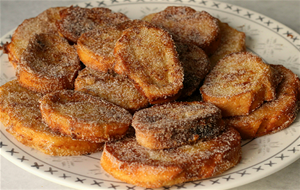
116, 19, 154, 30
142, 13, 156, 22
200, 52, 282, 117
210, 21, 246, 68
100, 126, 242, 188
225, 65, 300, 139
132, 101, 226, 149
2, 7, 65, 68
39, 90, 132, 143
76, 20, 154, 73
0, 80, 103, 156
175, 42, 210, 99
114, 25, 184, 104
76, 26, 123, 73
16, 33, 81, 94
56, 6, 129, 43
75, 68, 149, 113
144, 6, 221, 55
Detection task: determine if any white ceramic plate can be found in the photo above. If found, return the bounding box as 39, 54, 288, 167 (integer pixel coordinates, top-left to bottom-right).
1, 0, 300, 190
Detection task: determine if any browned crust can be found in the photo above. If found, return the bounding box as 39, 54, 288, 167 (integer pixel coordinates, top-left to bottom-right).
116, 19, 155, 30
209, 21, 246, 68
56, 6, 129, 43
200, 52, 282, 117
76, 20, 156, 73
0, 80, 103, 156
39, 90, 132, 143
149, 6, 221, 55
3, 7, 65, 68
225, 65, 300, 139
141, 13, 157, 22
114, 25, 184, 104
74, 68, 149, 113
16, 33, 81, 94
17, 69, 73, 93
0, 42, 10, 54
175, 42, 211, 99
100, 127, 242, 188
76, 26, 123, 73
132, 101, 225, 149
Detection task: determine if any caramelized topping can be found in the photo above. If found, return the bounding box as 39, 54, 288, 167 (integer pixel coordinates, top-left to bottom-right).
114, 25, 184, 104
56, 6, 129, 43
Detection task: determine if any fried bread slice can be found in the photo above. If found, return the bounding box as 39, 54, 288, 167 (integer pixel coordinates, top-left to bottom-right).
39, 90, 132, 143
2, 7, 64, 68
210, 21, 246, 68
100, 126, 242, 188
56, 6, 129, 43
116, 19, 154, 30
146, 6, 221, 55
16, 33, 81, 93
76, 26, 122, 72
75, 68, 149, 113
114, 25, 184, 104
200, 52, 282, 117
141, 13, 156, 22
76, 20, 153, 73
0, 80, 103, 156
225, 65, 300, 139
132, 101, 225, 149
76, 26, 123, 72
176, 42, 210, 99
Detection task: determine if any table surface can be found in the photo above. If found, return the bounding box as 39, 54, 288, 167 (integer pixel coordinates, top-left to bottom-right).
1, 0, 300, 190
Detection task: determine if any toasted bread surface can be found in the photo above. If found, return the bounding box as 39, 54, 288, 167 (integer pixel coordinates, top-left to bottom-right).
132, 101, 225, 149
149, 6, 221, 55
0, 80, 103, 156
75, 68, 149, 113
39, 90, 132, 143
76, 20, 153, 73
56, 6, 129, 43
101, 126, 242, 188
200, 52, 282, 117
176, 42, 210, 99
210, 21, 246, 68
4, 7, 64, 68
116, 19, 154, 30
76, 26, 123, 72
225, 65, 300, 139
16, 33, 81, 93
114, 25, 184, 104
141, 13, 156, 22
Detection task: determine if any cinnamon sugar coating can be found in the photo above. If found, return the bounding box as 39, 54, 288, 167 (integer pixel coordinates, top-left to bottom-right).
56, 6, 129, 43
76, 20, 153, 73
200, 52, 282, 117
77, 26, 123, 73
75, 68, 149, 113
225, 65, 300, 139
116, 19, 154, 30
101, 127, 242, 188
0, 80, 103, 156
132, 101, 225, 149
39, 90, 132, 143
16, 33, 81, 94
114, 25, 184, 104
3, 7, 65, 68
210, 21, 246, 68
148, 6, 221, 55
176, 42, 210, 99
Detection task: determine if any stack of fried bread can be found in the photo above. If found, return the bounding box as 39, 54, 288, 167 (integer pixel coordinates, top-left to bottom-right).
0, 4, 299, 188
200, 52, 300, 139
101, 102, 242, 188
